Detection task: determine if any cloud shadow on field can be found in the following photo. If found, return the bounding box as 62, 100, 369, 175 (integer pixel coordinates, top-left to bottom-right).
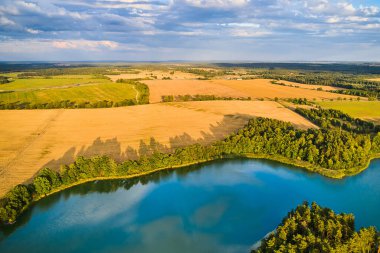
41, 114, 253, 171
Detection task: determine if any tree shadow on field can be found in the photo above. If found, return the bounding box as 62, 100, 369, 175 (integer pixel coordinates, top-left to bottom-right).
42, 114, 254, 171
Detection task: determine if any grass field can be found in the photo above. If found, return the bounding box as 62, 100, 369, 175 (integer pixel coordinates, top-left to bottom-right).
318, 101, 380, 123
0, 76, 110, 90
145, 79, 358, 103
0, 75, 137, 104
0, 100, 316, 197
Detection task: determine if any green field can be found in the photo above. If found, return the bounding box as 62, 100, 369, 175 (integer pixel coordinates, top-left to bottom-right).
0, 75, 137, 105
318, 101, 380, 121
0, 76, 111, 91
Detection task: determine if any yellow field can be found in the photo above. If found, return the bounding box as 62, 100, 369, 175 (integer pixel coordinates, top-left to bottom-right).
0, 100, 316, 197
106, 70, 200, 81
144, 79, 358, 103
279, 81, 344, 91
144, 79, 248, 103
212, 79, 357, 100
366, 78, 380, 82
318, 101, 380, 124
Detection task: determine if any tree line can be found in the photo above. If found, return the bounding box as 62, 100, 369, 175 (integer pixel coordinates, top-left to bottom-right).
161, 94, 251, 102
259, 71, 380, 100
217, 62, 380, 74
295, 108, 380, 134
1, 115, 380, 224
252, 202, 379, 252
15, 67, 128, 77
0, 76, 10, 84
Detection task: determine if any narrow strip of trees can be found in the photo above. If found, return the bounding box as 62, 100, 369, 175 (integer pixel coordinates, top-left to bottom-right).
161, 94, 251, 102
0, 76, 10, 84
296, 108, 380, 134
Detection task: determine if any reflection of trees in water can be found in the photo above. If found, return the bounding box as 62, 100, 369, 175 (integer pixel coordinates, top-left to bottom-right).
0, 161, 209, 238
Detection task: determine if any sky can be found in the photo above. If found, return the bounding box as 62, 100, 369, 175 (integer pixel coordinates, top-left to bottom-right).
0, 0, 380, 61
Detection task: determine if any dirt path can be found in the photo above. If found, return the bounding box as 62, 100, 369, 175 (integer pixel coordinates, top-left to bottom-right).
132, 84, 139, 103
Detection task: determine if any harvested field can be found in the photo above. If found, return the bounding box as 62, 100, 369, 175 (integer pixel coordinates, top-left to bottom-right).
144, 79, 358, 103
279, 80, 345, 91
211, 79, 357, 100
0, 100, 316, 197
106, 70, 200, 81
366, 78, 380, 82
144, 80, 248, 103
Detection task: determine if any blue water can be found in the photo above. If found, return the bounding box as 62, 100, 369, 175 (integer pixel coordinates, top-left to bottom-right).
0, 159, 379, 253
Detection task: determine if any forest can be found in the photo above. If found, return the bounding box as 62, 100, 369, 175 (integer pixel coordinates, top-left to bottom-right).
252, 202, 379, 252
1, 113, 380, 224
257, 71, 380, 100
216, 62, 380, 74
0, 76, 10, 84
295, 108, 380, 134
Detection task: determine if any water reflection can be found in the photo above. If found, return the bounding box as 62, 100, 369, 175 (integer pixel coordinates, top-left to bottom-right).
0, 158, 379, 253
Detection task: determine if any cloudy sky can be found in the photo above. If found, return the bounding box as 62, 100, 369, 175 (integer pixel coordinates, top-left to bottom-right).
0, 0, 379, 61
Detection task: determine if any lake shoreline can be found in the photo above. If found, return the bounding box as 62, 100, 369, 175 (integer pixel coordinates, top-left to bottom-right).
3, 152, 380, 226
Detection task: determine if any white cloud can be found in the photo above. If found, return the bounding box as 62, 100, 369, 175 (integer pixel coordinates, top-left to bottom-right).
359, 5, 379, 16
0, 16, 15, 26
345, 16, 368, 22
220, 22, 260, 28
26, 28, 41, 34
52, 40, 119, 50
337, 2, 355, 15
183, 0, 250, 8
230, 29, 270, 37
326, 16, 340, 24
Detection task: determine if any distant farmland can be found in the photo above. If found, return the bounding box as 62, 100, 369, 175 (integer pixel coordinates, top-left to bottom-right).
144, 79, 358, 103
144, 79, 248, 103
0, 75, 137, 105
318, 101, 380, 124
0, 100, 316, 197
210, 79, 357, 100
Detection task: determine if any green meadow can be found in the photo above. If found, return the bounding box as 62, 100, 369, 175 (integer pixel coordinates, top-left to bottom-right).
318, 101, 380, 122
0, 75, 137, 104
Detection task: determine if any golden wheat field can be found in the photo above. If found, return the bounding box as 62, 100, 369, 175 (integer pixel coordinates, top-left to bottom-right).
210, 79, 358, 100
106, 70, 200, 81
0, 100, 316, 197
144, 79, 358, 103
279, 80, 345, 91
144, 79, 248, 103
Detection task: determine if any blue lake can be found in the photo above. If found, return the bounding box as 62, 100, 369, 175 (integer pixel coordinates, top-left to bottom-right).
1, 158, 379, 253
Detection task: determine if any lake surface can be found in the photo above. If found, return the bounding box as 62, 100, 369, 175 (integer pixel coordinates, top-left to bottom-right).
1, 158, 379, 253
